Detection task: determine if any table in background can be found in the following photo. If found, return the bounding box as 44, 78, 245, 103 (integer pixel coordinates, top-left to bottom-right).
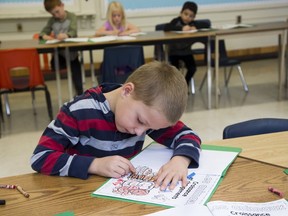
205, 131, 288, 168
1, 132, 287, 215
1, 31, 215, 109
59, 30, 215, 109
213, 21, 288, 108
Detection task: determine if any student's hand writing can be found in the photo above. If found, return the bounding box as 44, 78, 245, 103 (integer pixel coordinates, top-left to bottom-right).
57, 33, 68, 40
42, 35, 55, 40
182, 25, 196, 31
154, 156, 190, 191
88, 156, 136, 178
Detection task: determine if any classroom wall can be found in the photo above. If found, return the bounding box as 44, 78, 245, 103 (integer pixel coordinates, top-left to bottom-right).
0, 0, 287, 65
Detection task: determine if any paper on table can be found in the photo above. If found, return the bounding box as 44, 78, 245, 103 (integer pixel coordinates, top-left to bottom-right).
45, 38, 89, 44
129, 32, 147, 36
174, 29, 198, 34
145, 204, 212, 216
116, 36, 136, 40
145, 199, 288, 216
89, 35, 136, 43
45, 39, 61, 44
135, 143, 239, 176
221, 23, 253, 29
207, 199, 288, 216
89, 36, 117, 43
64, 37, 89, 42
93, 143, 240, 207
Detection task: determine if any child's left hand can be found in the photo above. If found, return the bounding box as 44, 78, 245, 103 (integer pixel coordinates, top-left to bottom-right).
154, 156, 191, 191
57, 33, 68, 40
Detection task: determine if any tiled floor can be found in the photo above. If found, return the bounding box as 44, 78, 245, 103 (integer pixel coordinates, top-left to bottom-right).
0, 58, 287, 178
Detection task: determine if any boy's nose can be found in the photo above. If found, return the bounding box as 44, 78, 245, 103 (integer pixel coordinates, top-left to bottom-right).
134, 127, 145, 136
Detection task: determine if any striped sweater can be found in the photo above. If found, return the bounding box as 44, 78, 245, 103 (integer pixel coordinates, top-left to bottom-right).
31, 84, 201, 179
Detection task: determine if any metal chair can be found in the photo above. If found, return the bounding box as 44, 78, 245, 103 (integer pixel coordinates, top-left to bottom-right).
200, 39, 249, 92
101, 45, 145, 84
223, 118, 288, 139
0, 49, 53, 125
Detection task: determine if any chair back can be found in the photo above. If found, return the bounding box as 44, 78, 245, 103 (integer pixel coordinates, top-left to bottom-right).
223, 118, 288, 139
101, 45, 145, 84
0, 49, 45, 91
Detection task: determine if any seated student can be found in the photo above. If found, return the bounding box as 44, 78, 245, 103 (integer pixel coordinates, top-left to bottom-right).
40, 0, 83, 95
164, 1, 206, 88
95, 1, 140, 36
30, 61, 201, 191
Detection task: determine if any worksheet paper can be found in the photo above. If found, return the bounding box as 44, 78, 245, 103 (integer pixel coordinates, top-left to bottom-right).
93, 143, 240, 207
146, 199, 288, 216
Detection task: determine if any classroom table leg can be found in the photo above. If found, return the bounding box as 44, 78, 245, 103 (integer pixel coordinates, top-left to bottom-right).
53, 48, 62, 108
207, 36, 212, 110
65, 47, 73, 100
89, 50, 97, 87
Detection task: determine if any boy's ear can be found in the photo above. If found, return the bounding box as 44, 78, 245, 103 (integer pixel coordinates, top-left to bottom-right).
122, 82, 134, 96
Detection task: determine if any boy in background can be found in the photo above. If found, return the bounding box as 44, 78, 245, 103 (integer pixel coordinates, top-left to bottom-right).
164, 1, 204, 88
31, 61, 201, 191
39, 0, 83, 95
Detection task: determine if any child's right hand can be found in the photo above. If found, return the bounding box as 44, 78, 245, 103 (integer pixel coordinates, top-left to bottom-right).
42, 35, 55, 40
88, 156, 136, 178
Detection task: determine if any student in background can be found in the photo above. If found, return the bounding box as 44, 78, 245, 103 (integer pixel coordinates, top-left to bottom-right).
31, 61, 201, 191
95, 1, 140, 36
39, 0, 83, 95
164, 1, 204, 88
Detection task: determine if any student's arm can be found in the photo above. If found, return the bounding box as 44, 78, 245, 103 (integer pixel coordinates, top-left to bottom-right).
39, 18, 55, 40
148, 121, 201, 190
30, 106, 95, 180
163, 17, 183, 31
95, 22, 119, 36
66, 12, 77, 38
118, 22, 140, 36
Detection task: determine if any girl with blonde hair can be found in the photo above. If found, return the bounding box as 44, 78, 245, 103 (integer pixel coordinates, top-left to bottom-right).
95, 1, 140, 36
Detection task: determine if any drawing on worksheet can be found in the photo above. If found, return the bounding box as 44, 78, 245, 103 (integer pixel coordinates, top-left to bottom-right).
93, 143, 241, 207
112, 166, 156, 196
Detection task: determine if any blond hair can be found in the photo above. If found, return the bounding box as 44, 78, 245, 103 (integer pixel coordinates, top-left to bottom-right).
125, 61, 188, 124
106, 1, 126, 30
44, 0, 62, 12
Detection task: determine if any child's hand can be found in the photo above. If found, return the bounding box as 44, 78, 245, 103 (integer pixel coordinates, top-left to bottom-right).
182, 25, 196, 31
154, 156, 191, 191
88, 156, 136, 178
57, 33, 68, 40
42, 35, 55, 40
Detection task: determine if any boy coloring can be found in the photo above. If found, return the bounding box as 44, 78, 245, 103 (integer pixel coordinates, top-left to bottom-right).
39, 0, 83, 95
31, 61, 201, 191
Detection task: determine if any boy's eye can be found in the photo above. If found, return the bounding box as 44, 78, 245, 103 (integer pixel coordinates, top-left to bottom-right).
138, 118, 144, 125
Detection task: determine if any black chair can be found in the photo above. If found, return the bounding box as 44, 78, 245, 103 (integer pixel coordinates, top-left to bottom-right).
101, 45, 145, 84
200, 39, 249, 92
223, 118, 288, 139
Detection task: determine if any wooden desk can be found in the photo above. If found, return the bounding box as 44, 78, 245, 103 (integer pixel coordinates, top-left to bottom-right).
213, 21, 288, 108
205, 131, 288, 168
1, 132, 287, 215
0, 157, 286, 215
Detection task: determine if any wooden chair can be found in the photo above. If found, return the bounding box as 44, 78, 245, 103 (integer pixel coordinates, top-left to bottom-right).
0, 48, 53, 126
